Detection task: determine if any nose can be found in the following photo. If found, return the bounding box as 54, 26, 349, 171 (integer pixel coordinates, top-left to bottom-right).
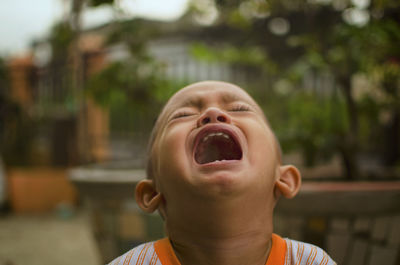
197, 107, 232, 127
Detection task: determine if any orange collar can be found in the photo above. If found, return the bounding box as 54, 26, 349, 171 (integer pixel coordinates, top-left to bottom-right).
154, 233, 287, 265
154, 238, 181, 265
265, 234, 287, 265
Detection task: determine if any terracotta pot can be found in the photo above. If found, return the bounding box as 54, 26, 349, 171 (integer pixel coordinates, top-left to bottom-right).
7, 168, 77, 213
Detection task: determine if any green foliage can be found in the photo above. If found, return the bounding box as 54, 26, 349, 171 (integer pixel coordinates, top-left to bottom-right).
82, 14, 186, 136
190, 43, 278, 73
85, 56, 186, 134
105, 20, 159, 53
227, 9, 252, 29
49, 22, 74, 60
89, 0, 114, 7
267, 90, 349, 166
277, 5, 400, 173
0, 93, 35, 166
80, 0, 400, 173
0, 57, 7, 89
87, 60, 158, 108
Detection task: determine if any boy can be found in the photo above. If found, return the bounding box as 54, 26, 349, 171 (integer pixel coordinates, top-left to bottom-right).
109, 81, 336, 265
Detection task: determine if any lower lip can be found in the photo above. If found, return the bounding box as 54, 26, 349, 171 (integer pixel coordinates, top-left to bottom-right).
195, 159, 242, 170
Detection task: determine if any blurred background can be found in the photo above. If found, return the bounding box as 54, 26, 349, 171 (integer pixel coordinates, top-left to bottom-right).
0, 0, 399, 264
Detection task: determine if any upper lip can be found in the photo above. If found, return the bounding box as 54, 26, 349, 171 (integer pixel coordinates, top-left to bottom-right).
192, 124, 243, 163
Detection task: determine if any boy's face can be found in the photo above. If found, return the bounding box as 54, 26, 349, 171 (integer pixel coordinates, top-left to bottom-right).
151, 81, 281, 202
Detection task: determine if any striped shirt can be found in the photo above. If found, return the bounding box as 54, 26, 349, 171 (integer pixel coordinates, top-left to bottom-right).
108, 234, 336, 265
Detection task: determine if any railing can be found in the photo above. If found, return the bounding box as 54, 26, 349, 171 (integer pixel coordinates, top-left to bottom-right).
69, 166, 400, 264
275, 181, 400, 265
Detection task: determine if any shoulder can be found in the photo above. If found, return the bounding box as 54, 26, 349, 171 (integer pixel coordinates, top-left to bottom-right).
284, 238, 337, 265
107, 241, 161, 265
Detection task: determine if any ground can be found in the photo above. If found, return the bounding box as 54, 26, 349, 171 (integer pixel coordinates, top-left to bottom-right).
0, 210, 101, 265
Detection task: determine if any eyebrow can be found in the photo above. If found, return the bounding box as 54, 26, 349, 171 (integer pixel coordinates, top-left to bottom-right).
180, 97, 203, 109
221, 93, 243, 103
179, 92, 246, 109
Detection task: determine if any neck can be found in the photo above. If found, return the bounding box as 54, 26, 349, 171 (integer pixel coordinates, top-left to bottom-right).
165, 195, 275, 265
171, 232, 272, 265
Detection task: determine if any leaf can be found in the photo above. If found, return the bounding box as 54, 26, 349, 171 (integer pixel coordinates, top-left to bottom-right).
190, 43, 218, 62
89, 0, 114, 7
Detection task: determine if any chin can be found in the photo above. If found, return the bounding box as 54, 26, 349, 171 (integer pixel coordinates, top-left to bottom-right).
191, 169, 253, 198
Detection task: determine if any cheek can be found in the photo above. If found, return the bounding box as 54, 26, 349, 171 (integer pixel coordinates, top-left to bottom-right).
159, 125, 187, 154
248, 123, 276, 156
156, 125, 191, 189
247, 123, 278, 198
246, 121, 278, 174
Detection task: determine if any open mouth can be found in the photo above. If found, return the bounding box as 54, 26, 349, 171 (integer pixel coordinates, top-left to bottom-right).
194, 129, 243, 165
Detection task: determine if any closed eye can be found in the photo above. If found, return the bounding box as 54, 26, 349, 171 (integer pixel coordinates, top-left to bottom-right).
171, 111, 195, 120
229, 104, 250, 112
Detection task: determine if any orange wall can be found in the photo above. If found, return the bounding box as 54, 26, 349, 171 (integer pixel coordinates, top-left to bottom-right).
7, 55, 34, 108
7, 168, 78, 213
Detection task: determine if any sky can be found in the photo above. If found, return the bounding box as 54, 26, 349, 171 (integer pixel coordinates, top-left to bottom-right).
0, 0, 189, 56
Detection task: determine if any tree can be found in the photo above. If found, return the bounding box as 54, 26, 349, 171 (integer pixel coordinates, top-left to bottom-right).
188, 0, 400, 179
67, 0, 118, 162
84, 17, 186, 137
282, 2, 400, 178
0, 57, 33, 166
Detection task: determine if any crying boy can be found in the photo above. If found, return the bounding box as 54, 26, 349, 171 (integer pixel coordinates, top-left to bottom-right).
108, 81, 336, 265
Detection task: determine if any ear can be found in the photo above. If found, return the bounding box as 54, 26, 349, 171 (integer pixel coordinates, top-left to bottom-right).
274, 165, 301, 199
135, 179, 163, 213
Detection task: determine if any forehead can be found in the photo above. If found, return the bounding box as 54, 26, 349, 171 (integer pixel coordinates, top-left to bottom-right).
163, 81, 259, 115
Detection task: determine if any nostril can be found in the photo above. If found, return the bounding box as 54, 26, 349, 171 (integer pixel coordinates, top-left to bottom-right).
202, 117, 211, 125
217, 116, 226, 122
198, 109, 230, 127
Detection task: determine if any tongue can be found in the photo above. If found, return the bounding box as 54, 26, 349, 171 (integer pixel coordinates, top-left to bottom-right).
195, 136, 242, 164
